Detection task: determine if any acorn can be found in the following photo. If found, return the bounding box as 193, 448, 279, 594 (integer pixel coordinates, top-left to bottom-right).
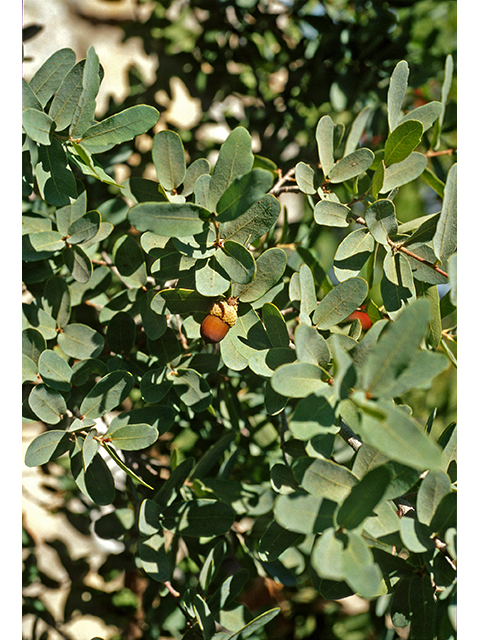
200, 298, 238, 344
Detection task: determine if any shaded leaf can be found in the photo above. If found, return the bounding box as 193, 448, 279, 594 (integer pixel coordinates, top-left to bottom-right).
128, 202, 209, 238
69, 46, 101, 139
29, 384, 67, 425
216, 169, 273, 222
384, 120, 423, 166
80, 105, 159, 154
38, 350, 73, 391
25, 430, 72, 467
80, 371, 134, 419
220, 194, 281, 245
106, 311, 136, 355
433, 163, 457, 265
63, 245, 92, 284
237, 247, 286, 303
113, 234, 147, 288
36, 139, 77, 206
296, 458, 357, 502
152, 129, 186, 191
333, 228, 375, 282
388, 60, 409, 131
328, 148, 374, 183
48, 60, 86, 131
365, 199, 398, 245
416, 470, 451, 526
216, 241, 256, 284
336, 465, 391, 530
22, 109, 55, 145
108, 424, 158, 451
380, 152, 427, 193
312, 277, 368, 329
161, 499, 236, 537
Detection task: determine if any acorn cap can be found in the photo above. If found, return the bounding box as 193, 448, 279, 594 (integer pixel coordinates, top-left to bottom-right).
209, 299, 238, 328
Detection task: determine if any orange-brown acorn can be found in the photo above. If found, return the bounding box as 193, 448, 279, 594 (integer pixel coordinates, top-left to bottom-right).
200, 298, 238, 344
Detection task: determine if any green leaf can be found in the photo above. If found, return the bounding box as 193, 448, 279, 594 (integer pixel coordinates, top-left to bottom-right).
400, 517, 435, 553
140, 368, 172, 403
405, 243, 449, 285
138, 532, 170, 582
336, 466, 391, 530
107, 406, 176, 440
371, 160, 385, 200
28, 48, 76, 107
182, 158, 210, 196
384, 120, 423, 166
316, 115, 335, 176
274, 492, 329, 534
237, 247, 286, 303
22, 109, 55, 145
122, 176, 168, 204
128, 202, 209, 238
69, 46, 102, 139
36, 139, 77, 206
43, 276, 71, 328
66, 210, 101, 244
380, 152, 427, 193
248, 347, 296, 378
82, 428, 99, 470
342, 531, 383, 599
154, 288, 211, 315
258, 521, 302, 562
153, 457, 195, 510
220, 194, 281, 245
328, 148, 374, 183
289, 393, 337, 439
112, 234, 147, 288
312, 277, 368, 329
262, 303, 290, 348
22, 77, 43, 111
383, 349, 449, 397
195, 255, 231, 296
294, 324, 330, 366
106, 311, 136, 355
80, 371, 134, 419
38, 350, 73, 391
108, 424, 158, 451
433, 55, 454, 150
381, 251, 416, 318
295, 162, 316, 195
169, 368, 212, 412
296, 458, 357, 502
70, 439, 116, 505
416, 470, 451, 526
333, 228, 374, 282
56, 191, 87, 235
151, 129, 186, 191
216, 241, 256, 284
207, 127, 254, 211
408, 574, 436, 640
226, 608, 280, 640
216, 169, 273, 222
29, 384, 67, 425
25, 430, 72, 467
387, 60, 409, 131
358, 399, 442, 471
23, 328, 46, 364
298, 264, 318, 317
311, 528, 346, 581
63, 245, 92, 284
400, 101, 442, 132
314, 200, 350, 228
147, 328, 182, 365
22, 231, 64, 262
345, 106, 372, 156
365, 199, 398, 245
194, 595, 215, 640
48, 60, 86, 130
220, 307, 270, 371
161, 499, 236, 537
80, 105, 159, 154
271, 362, 330, 398
23, 354, 38, 384
57, 323, 104, 359
360, 298, 430, 396
433, 163, 457, 265
430, 491, 456, 538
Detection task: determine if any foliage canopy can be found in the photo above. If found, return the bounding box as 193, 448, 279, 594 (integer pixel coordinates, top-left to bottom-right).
23, 4, 456, 639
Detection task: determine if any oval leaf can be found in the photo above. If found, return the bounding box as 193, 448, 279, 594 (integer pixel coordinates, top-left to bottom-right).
384, 119, 423, 166
58, 323, 104, 359
25, 430, 72, 467
161, 499, 236, 537
271, 362, 330, 398
108, 424, 158, 451
29, 384, 67, 425
38, 350, 73, 391
152, 130, 186, 191
380, 152, 427, 193
328, 148, 374, 183
128, 202, 209, 238
314, 200, 350, 228
313, 277, 368, 329
80, 370, 134, 419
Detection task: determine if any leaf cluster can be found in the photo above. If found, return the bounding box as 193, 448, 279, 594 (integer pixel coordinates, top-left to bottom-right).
23, 47, 456, 640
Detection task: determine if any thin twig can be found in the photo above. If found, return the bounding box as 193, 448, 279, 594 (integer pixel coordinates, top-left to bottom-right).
269, 167, 296, 196
425, 148, 456, 158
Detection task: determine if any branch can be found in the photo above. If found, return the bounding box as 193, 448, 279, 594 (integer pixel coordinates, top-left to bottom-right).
269, 167, 296, 196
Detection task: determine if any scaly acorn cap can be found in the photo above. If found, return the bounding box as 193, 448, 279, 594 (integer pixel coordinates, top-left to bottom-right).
209, 298, 238, 328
